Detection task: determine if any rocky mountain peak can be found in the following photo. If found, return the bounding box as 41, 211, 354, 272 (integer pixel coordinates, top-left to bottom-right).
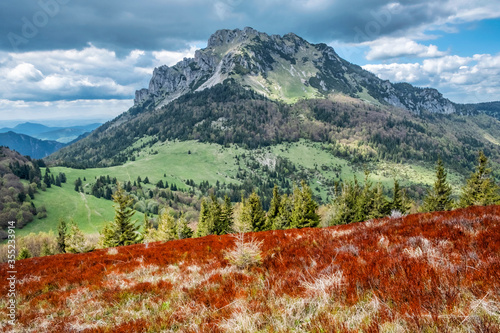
134, 28, 457, 115
207, 27, 261, 48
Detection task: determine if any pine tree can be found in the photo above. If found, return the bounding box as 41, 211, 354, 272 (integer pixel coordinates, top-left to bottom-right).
422, 159, 454, 212
101, 183, 141, 247
177, 213, 193, 239
17, 247, 31, 260
217, 195, 233, 235
390, 179, 410, 214
273, 193, 293, 230
267, 185, 281, 229
57, 218, 67, 253
242, 191, 267, 232
367, 183, 390, 219
290, 181, 320, 229
40, 241, 52, 256
208, 194, 221, 235
66, 221, 94, 253
156, 210, 178, 241
459, 151, 500, 207
195, 198, 210, 237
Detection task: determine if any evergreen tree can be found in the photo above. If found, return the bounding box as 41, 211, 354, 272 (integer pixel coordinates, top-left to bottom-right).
43, 169, 51, 188
273, 194, 293, 230
195, 198, 210, 237
267, 185, 281, 229
208, 194, 221, 235
331, 179, 362, 225
422, 159, 455, 212
101, 183, 141, 247
290, 181, 320, 229
459, 151, 500, 207
156, 210, 178, 241
217, 195, 233, 235
66, 221, 94, 253
368, 183, 390, 219
390, 179, 410, 214
17, 247, 31, 260
40, 241, 52, 256
242, 191, 267, 232
57, 218, 67, 253
177, 213, 193, 239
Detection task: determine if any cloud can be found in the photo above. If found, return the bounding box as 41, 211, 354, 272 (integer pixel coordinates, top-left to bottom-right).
1, 0, 499, 53
365, 38, 447, 60
363, 53, 500, 103
0, 44, 198, 102
0, 98, 133, 124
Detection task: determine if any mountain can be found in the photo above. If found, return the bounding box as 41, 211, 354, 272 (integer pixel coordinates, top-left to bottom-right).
48, 28, 500, 172
0, 131, 66, 159
134, 27, 456, 115
2, 205, 499, 331
0, 122, 101, 143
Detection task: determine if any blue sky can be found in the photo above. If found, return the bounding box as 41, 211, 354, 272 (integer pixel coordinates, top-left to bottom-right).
0, 0, 499, 125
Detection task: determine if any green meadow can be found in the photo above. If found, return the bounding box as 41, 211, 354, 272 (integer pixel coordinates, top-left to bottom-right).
15, 139, 465, 238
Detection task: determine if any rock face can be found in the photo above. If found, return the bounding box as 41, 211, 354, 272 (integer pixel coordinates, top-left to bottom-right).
134, 27, 457, 114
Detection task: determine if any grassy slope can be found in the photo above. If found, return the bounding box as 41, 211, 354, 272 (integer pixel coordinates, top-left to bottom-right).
2, 205, 499, 332
16, 139, 466, 239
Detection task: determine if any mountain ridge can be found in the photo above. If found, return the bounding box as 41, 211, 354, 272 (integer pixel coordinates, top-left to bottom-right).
134, 27, 456, 115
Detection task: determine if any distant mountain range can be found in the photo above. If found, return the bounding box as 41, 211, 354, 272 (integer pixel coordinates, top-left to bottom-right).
0, 122, 101, 143
0, 122, 100, 158
0, 132, 66, 159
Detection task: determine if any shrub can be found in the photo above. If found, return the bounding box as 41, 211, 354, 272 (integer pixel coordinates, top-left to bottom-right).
224, 233, 263, 270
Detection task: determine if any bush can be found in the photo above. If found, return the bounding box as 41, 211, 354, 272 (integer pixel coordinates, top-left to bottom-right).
225, 233, 263, 270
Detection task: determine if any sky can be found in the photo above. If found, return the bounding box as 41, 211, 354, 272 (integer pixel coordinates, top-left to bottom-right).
1, 0, 499, 126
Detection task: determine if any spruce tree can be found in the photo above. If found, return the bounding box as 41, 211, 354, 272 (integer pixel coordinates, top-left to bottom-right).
459, 151, 500, 207
217, 195, 233, 235
195, 198, 210, 237
267, 185, 281, 229
66, 221, 94, 253
208, 194, 222, 235
390, 179, 410, 214
17, 247, 31, 260
177, 213, 193, 239
57, 218, 67, 253
369, 183, 390, 219
156, 210, 177, 241
242, 191, 267, 232
102, 183, 141, 247
272, 194, 292, 230
290, 181, 320, 229
422, 159, 454, 212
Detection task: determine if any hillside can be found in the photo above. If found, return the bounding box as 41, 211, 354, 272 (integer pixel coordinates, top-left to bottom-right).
1, 205, 499, 332
0, 132, 66, 159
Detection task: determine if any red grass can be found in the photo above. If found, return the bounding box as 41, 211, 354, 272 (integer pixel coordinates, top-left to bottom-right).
1, 205, 499, 332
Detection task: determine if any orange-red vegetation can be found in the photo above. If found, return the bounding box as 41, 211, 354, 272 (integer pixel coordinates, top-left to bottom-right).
1, 205, 499, 332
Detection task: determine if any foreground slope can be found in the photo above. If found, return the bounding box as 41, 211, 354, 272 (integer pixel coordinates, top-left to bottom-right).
2, 205, 499, 332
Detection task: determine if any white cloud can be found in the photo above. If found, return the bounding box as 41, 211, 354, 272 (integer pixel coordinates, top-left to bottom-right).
152, 45, 198, 67
0, 44, 198, 102
5, 63, 44, 82
365, 38, 447, 60
363, 53, 500, 103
